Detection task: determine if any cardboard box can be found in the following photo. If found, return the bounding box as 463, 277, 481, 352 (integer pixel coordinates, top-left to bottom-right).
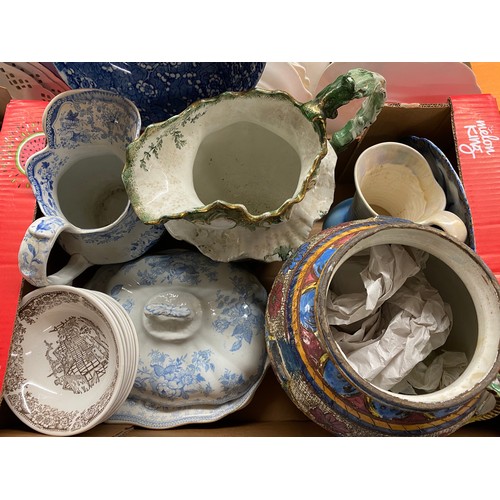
0, 95, 499, 437
0, 97, 48, 404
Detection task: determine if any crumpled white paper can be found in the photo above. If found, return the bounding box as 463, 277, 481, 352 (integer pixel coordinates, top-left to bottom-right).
327, 244, 457, 391
390, 350, 468, 394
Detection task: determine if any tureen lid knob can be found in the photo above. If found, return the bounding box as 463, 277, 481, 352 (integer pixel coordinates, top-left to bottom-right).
142, 290, 202, 341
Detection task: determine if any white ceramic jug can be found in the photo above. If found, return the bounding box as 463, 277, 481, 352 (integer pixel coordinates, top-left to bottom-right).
123, 68, 387, 262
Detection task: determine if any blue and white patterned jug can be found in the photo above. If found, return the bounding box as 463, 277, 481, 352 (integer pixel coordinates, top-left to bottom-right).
19, 89, 165, 288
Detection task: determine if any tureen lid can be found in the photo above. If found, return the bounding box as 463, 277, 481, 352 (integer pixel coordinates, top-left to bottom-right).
85, 249, 268, 428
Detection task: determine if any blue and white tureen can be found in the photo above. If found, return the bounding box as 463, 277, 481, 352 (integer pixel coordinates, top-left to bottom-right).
85, 249, 269, 429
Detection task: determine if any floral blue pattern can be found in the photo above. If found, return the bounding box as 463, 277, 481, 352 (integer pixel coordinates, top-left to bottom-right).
134, 349, 215, 403
19, 216, 66, 284
42, 89, 141, 149
85, 249, 269, 427
26, 89, 141, 219
53, 62, 266, 127
213, 274, 267, 352
219, 368, 246, 399
119, 251, 219, 285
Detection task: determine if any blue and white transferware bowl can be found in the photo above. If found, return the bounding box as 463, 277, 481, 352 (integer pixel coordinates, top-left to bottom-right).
53, 62, 266, 127
85, 249, 269, 429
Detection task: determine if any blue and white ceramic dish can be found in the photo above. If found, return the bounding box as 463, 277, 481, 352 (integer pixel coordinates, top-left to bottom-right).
85, 249, 269, 429
323, 136, 475, 250
53, 62, 266, 127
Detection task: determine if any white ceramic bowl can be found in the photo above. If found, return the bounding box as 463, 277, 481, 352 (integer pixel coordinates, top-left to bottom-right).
3, 285, 139, 436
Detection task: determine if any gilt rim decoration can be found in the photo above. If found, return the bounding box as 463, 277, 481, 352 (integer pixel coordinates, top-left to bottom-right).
122, 87, 328, 227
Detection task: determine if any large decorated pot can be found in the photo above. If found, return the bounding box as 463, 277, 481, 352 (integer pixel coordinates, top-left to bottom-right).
265, 217, 500, 436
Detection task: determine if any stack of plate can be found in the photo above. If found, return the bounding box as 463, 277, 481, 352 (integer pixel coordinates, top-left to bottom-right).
0, 62, 70, 101
2, 285, 139, 436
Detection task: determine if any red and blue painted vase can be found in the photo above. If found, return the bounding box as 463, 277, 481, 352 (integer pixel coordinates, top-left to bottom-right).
265, 217, 500, 436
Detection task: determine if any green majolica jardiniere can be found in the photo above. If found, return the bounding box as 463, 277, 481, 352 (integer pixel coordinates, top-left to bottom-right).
123, 68, 386, 262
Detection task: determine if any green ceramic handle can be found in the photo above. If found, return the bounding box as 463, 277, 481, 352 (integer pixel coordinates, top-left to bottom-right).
303, 68, 386, 152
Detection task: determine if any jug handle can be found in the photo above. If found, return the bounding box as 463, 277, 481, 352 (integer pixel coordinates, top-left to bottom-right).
18, 215, 92, 288
302, 68, 386, 152
419, 210, 468, 243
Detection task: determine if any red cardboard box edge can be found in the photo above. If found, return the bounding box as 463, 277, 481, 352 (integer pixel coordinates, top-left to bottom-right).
450, 94, 500, 283
0, 98, 46, 399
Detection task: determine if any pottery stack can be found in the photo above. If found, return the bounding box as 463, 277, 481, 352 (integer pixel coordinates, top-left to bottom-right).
2, 62, 500, 437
